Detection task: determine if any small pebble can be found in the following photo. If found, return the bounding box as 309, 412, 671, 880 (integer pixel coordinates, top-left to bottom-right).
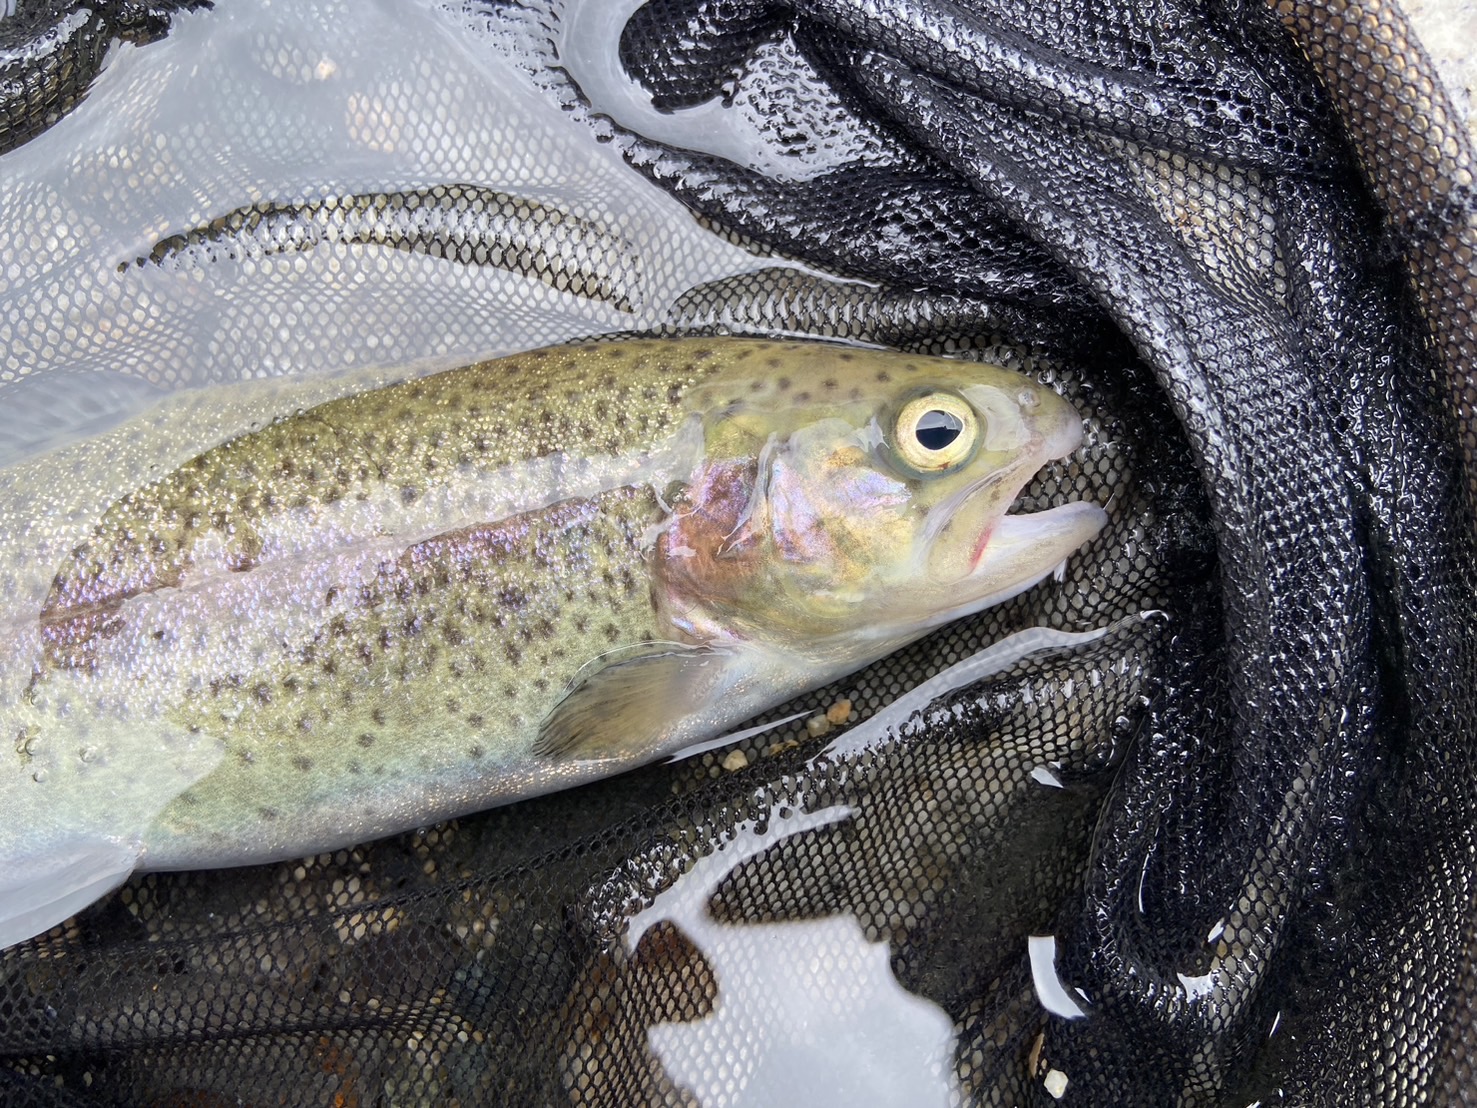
1044, 1069, 1069, 1099
721, 749, 749, 772
1026, 1031, 1044, 1077
826, 698, 853, 725
805, 714, 832, 738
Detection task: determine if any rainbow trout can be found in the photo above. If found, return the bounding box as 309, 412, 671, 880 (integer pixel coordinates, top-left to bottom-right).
0, 338, 1104, 946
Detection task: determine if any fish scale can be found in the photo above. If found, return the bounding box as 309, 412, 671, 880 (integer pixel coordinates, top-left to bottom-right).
149, 485, 667, 864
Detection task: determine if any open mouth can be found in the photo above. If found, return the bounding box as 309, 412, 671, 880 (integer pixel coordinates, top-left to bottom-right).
971, 502, 1108, 576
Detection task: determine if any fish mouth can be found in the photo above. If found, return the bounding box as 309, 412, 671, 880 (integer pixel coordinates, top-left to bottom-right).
971, 502, 1108, 580
909, 495, 1105, 636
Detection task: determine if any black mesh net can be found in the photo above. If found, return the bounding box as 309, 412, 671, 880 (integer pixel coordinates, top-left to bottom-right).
0, 0, 1473, 1103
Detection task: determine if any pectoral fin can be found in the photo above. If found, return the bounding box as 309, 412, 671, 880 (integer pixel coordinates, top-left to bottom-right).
534, 645, 736, 761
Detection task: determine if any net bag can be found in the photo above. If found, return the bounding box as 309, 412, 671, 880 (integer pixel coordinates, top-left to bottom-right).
0, 0, 1474, 1103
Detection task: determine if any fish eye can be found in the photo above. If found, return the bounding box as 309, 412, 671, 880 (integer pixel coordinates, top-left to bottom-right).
894, 392, 979, 473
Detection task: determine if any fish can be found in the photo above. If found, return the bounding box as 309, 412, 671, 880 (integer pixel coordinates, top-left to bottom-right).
0, 338, 1105, 948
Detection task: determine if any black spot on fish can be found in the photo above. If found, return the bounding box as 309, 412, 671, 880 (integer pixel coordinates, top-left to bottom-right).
777, 377, 791, 391
293, 755, 313, 772
468, 745, 484, 759
358, 733, 376, 748
468, 714, 485, 729
505, 643, 522, 665
258, 807, 279, 821
400, 486, 419, 506
876, 371, 891, 383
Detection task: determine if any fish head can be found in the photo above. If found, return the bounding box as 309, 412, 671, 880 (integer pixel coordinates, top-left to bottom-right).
657, 344, 1108, 659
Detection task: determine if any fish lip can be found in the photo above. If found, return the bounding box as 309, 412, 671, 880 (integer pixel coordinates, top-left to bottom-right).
971, 501, 1109, 575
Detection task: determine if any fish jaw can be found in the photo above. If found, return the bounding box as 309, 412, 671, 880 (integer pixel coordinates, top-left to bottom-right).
884, 496, 1106, 646
964, 501, 1108, 610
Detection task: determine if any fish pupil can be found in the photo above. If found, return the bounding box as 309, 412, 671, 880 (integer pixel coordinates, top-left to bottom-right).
915, 409, 964, 450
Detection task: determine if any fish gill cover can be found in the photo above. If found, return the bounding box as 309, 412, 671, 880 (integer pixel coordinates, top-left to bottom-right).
0, 0, 1473, 1105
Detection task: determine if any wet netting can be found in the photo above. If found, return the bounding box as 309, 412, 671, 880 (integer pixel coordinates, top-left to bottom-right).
0, 0, 1474, 1103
